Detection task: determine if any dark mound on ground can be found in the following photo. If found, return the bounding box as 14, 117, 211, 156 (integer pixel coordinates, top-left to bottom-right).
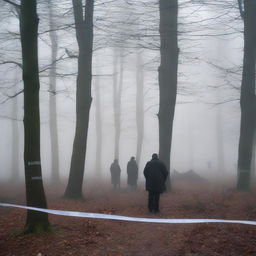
172, 169, 207, 183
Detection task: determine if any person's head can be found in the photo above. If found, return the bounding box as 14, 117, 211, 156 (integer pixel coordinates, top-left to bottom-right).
130, 156, 135, 161
114, 159, 118, 163
152, 153, 158, 160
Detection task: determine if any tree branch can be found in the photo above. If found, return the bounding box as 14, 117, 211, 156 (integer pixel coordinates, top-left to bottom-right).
2, 0, 20, 8
2, 0, 20, 16
1, 89, 24, 104
0, 60, 22, 69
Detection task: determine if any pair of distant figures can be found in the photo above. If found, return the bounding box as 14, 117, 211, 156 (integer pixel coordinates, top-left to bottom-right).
110, 153, 168, 214
110, 156, 138, 191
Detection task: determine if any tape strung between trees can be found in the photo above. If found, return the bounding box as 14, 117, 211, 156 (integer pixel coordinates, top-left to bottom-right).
1, 203, 256, 226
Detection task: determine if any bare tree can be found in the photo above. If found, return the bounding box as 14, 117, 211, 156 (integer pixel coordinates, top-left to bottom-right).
64, 0, 94, 199
20, 0, 50, 232
237, 0, 256, 190
113, 48, 124, 160
158, 0, 179, 190
10, 68, 20, 182
94, 72, 102, 176
135, 50, 144, 167
48, 0, 60, 184
215, 90, 225, 173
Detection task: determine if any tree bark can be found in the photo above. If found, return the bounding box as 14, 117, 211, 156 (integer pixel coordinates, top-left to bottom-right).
158, 0, 179, 191
237, 0, 256, 190
48, 0, 60, 184
64, 0, 94, 198
20, 0, 49, 233
250, 132, 256, 186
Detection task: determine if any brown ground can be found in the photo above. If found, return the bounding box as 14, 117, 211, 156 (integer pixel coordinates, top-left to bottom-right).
1, 180, 256, 256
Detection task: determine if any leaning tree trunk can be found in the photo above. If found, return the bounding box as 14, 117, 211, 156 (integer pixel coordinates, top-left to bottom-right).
64, 0, 94, 198
48, 0, 60, 184
158, 0, 179, 191
136, 51, 144, 167
20, 0, 49, 233
237, 0, 256, 190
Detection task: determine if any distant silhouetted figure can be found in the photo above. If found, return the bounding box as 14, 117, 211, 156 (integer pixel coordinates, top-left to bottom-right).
144, 153, 168, 213
110, 159, 121, 189
127, 157, 138, 190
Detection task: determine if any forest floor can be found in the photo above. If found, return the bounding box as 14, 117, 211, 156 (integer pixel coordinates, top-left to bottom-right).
1, 179, 256, 256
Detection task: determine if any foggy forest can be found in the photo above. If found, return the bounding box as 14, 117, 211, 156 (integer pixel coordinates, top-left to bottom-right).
0, 0, 256, 255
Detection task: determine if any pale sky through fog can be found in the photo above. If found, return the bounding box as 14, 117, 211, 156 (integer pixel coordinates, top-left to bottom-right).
0, 0, 243, 183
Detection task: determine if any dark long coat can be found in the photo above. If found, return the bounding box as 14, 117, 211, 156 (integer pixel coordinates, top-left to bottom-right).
110, 162, 121, 185
143, 158, 168, 193
127, 159, 138, 186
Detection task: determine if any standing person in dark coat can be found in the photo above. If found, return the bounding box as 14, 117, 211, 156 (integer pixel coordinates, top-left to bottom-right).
110, 159, 121, 189
143, 153, 168, 213
127, 156, 138, 190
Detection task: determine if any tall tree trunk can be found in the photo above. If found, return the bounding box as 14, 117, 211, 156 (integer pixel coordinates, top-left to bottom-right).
188, 113, 194, 170
64, 0, 94, 198
250, 132, 256, 186
136, 51, 144, 167
94, 74, 102, 176
11, 69, 20, 182
214, 33, 226, 175
216, 91, 225, 173
158, 0, 179, 191
20, 0, 49, 233
112, 49, 118, 159
237, 0, 256, 190
48, 0, 60, 184
113, 49, 123, 160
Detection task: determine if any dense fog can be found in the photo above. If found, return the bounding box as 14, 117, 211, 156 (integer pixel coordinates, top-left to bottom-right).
0, 0, 244, 184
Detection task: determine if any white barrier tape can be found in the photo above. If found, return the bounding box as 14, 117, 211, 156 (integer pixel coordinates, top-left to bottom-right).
1, 202, 256, 226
